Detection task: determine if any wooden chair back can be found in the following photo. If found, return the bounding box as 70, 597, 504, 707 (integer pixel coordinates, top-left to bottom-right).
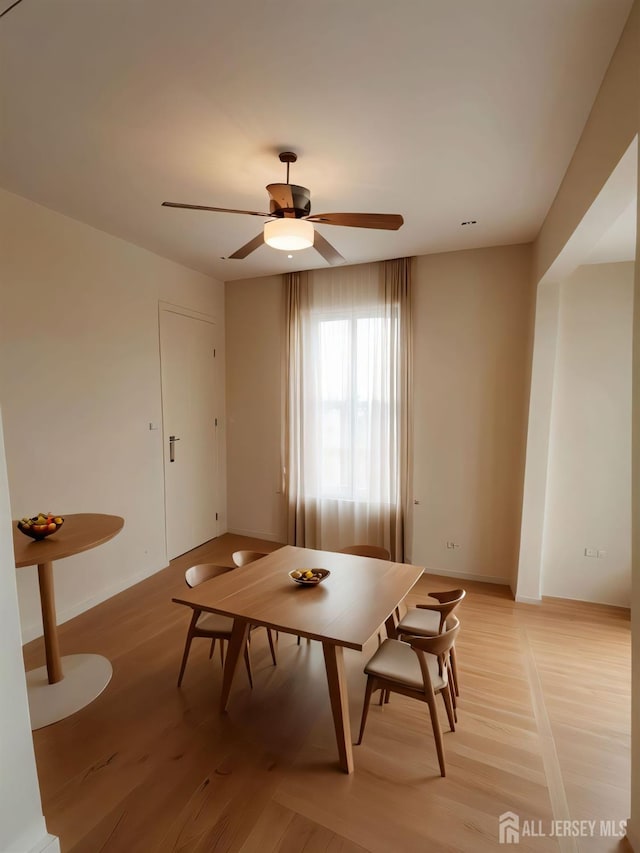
185, 563, 232, 589
417, 588, 465, 631
409, 617, 460, 699
339, 545, 391, 560
409, 616, 460, 657
232, 550, 268, 567
428, 588, 466, 605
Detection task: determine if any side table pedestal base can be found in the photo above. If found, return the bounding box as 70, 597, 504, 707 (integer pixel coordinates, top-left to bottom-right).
26, 654, 112, 730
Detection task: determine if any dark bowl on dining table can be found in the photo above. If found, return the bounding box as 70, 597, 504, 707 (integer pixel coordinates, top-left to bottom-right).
289, 568, 330, 586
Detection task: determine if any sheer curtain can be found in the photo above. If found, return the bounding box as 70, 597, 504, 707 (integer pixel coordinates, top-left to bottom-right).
284, 258, 412, 560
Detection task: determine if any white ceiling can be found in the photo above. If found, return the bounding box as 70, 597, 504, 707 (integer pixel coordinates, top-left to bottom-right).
0, 0, 633, 282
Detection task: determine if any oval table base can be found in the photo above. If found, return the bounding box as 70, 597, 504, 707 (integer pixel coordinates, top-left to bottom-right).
26, 654, 113, 730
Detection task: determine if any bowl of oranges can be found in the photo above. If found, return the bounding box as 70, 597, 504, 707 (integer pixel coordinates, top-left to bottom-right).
17, 513, 64, 541
289, 568, 330, 586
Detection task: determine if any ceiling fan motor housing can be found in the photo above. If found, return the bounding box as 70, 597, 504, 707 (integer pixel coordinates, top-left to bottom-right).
266, 183, 311, 219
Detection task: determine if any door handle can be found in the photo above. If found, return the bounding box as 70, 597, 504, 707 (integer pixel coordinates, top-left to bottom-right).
169, 435, 180, 463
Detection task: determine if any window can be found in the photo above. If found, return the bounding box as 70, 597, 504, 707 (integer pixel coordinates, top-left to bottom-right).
285, 258, 411, 558
314, 311, 398, 503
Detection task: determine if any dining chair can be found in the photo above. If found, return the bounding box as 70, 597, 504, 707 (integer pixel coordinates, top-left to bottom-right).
177, 563, 257, 687
232, 550, 269, 567
339, 545, 394, 643
339, 544, 391, 560
231, 550, 278, 664
396, 588, 466, 702
236, 547, 303, 647
356, 617, 460, 777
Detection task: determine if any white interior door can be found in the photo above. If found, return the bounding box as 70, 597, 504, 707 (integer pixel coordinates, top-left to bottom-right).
160, 307, 219, 560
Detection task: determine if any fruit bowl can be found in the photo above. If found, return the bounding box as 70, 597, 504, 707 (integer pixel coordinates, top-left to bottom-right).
17, 514, 65, 541
289, 568, 330, 586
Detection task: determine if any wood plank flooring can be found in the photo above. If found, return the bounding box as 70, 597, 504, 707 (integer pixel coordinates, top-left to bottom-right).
22, 535, 631, 852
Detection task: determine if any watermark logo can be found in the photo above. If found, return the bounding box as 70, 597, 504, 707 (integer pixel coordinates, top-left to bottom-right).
498, 813, 626, 844
499, 812, 520, 844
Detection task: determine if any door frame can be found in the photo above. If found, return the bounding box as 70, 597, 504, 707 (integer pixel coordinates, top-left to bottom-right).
158, 301, 221, 561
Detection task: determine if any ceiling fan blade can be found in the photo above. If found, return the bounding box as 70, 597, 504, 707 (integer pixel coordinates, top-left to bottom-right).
313, 231, 346, 266
162, 201, 272, 217
305, 213, 404, 231
0, 0, 25, 19
227, 232, 265, 260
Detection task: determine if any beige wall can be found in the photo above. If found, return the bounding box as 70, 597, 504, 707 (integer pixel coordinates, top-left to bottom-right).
225, 274, 285, 542
632, 153, 640, 852
525, 1, 639, 843
411, 245, 534, 583
516, 280, 561, 602
0, 189, 225, 641
225, 243, 534, 585
0, 408, 59, 853
535, 3, 639, 282
543, 262, 633, 606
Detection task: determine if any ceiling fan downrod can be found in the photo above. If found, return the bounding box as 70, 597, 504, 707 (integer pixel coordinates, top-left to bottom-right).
279, 151, 297, 185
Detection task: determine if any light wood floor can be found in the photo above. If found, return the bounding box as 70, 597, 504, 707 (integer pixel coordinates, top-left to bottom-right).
23, 534, 631, 853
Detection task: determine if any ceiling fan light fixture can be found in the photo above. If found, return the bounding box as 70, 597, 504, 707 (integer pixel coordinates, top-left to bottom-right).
264, 218, 314, 251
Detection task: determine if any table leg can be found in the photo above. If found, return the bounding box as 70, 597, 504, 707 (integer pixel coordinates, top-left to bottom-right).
37, 561, 62, 684
220, 618, 250, 712
322, 643, 354, 774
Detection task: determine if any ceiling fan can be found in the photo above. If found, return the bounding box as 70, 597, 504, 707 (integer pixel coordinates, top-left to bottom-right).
162, 151, 404, 266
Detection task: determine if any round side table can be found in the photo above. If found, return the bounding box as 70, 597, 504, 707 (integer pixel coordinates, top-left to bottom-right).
13, 513, 124, 729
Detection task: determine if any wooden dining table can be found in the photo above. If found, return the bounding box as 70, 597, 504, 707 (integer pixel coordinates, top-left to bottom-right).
172, 544, 424, 773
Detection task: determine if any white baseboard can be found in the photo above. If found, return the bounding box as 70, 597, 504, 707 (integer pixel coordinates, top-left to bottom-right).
226, 527, 284, 544
542, 592, 631, 610
21, 561, 167, 644
30, 835, 61, 853
515, 594, 542, 605
421, 566, 511, 586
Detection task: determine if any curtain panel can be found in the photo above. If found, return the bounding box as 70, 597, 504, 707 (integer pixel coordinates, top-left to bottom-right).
284, 259, 412, 561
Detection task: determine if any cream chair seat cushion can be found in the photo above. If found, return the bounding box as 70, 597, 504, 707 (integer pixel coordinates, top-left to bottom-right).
397, 607, 441, 637
364, 639, 446, 692
196, 612, 235, 633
